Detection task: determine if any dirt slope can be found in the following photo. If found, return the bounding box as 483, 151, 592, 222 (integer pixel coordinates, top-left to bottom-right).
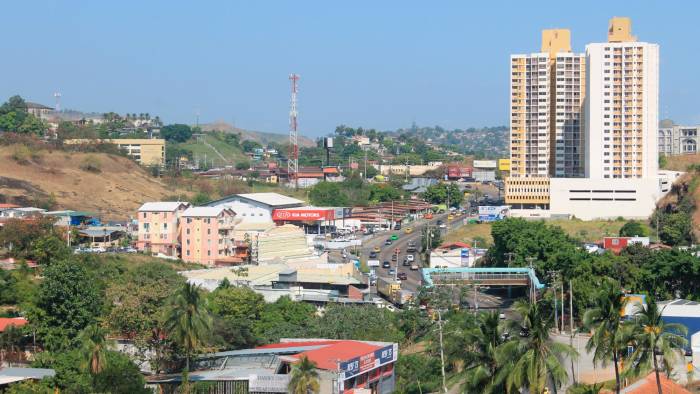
0, 146, 186, 220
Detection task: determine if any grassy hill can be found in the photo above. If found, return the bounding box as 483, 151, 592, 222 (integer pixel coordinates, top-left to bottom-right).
175, 133, 248, 167
200, 121, 316, 148
0, 145, 188, 220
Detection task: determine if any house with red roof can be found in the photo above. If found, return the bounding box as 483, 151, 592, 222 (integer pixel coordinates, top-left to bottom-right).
0, 317, 28, 333
147, 338, 398, 394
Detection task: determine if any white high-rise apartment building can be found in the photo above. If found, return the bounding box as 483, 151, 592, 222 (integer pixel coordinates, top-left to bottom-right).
585, 17, 659, 179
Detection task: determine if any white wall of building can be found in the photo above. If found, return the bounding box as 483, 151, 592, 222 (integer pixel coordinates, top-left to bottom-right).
209, 200, 273, 223
549, 177, 661, 220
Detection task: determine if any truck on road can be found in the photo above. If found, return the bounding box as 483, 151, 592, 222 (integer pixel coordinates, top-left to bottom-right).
376, 277, 412, 306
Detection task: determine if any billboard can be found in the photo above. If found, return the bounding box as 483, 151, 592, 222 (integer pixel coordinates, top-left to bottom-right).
272, 209, 335, 221
473, 160, 497, 169
447, 166, 473, 179
478, 205, 510, 222
339, 344, 398, 380
498, 159, 510, 171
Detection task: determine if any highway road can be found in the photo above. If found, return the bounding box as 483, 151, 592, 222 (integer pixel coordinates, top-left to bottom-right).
350, 212, 507, 309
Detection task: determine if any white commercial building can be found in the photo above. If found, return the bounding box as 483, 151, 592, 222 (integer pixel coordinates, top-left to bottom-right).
204, 193, 304, 224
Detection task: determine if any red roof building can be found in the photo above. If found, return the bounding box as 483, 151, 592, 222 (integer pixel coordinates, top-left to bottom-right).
619, 371, 691, 393
0, 317, 28, 332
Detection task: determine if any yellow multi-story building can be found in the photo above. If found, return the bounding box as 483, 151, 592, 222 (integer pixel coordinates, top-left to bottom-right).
64, 138, 165, 166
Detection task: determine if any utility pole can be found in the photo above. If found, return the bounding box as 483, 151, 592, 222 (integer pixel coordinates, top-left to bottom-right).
287, 73, 300, 189
437, 309, 448, 394
561, 279, 565, 334
525, 256, 536, 302
505, 252, 515, 267
570, 279, 576, 384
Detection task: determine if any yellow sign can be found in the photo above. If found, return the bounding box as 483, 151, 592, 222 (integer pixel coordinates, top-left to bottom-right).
498, 159, 511, 171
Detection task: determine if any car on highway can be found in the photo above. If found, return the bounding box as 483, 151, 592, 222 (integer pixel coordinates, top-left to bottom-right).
402, 258, 410, 266
436, 219, 443, 225
390, 234, 399, 241
388, 268, 396, 276
438, 223, 447, 229
373, 246, 381, 253
424, 213, 433, 219
391, 254, 398, 261
398, 272, 408, 280
411, 264, 419, 270
382, 261, 391, 268
384, 239, 392, 245
448, 214, 454, 220
406, 254, 414, 262
369, 251, 378, 259
404, 227, 413, 234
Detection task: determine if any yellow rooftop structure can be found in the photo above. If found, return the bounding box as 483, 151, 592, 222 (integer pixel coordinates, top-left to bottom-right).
541, 29, 571, 58
608, 17, 636, 42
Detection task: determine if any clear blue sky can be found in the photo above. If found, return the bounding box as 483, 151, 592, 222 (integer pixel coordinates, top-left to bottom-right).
2, 1, 697, 136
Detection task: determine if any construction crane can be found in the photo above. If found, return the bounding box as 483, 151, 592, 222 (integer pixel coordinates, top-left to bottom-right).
287, 73, 300, 189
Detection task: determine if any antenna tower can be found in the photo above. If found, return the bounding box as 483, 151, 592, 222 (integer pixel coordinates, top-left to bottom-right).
53, 92, 62, 111
287, 73, 300, 188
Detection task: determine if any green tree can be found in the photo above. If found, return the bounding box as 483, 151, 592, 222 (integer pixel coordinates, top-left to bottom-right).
191, 192, 211, 206
235, 161, 251, 170
254, 296, 316, 343
581, 279, 628, 394
161, 124, 193, 143
497, 299, 577, 393
315, 304, 402, 343
31, 235, 70, 266
288, 356, 320, 394
458, 311, 508, 394
241, 140, 263, 152
209, 286, 265, 348
32, 260, 101, 351
164, 283, 213, 373
625, 297, 688, 394
422, 182, 462, 207
658, 212, 692, 246
78, 325, 112, 377
619, 221, 648, 237
308, 181, 349, 206
395, 354, 442, 394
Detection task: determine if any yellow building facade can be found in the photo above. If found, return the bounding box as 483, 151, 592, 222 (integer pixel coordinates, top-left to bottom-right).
65, 138, 165, 166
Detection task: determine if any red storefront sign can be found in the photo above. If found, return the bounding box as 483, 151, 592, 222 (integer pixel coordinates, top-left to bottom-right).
272, 209, 335, 221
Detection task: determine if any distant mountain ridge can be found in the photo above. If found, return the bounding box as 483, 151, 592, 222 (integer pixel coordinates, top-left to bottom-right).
200, 120, 316, 148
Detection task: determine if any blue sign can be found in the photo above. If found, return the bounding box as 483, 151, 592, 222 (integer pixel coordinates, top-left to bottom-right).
460, 248, 469, 258
338, 344, 397, 380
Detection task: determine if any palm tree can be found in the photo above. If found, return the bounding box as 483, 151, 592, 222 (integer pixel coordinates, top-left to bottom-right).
0, 324, 23, 367
581, 279, 628, 394
458, 311, 508, 394
288, 356, 320, 394
164, 282, 212, 373
496, 299, 578, 394
625, 297, 688, 394
78, 324, 113, 375
568, 382, 604, 394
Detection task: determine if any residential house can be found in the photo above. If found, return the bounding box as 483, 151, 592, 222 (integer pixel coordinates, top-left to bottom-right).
136, 202, 190, 257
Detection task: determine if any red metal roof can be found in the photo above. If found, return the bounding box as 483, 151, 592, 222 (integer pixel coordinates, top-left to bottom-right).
619, 371, 690, 394
0, 203, 20, 209
257, 340, 382, 370
439, 242, 471, 249
0, 317, 28, 332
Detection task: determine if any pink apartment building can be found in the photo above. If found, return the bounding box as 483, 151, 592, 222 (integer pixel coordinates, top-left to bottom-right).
136, 202, 190, 256
181, 206, 236, 265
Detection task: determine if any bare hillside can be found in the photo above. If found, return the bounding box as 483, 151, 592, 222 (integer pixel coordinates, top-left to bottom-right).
0, 146, 186, 220
201, 121, 316, 147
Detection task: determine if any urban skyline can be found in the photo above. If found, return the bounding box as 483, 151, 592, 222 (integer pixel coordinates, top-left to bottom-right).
2, 1, 699, 136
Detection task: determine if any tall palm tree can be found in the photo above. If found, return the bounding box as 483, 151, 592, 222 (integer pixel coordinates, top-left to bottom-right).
164, 282, 212, 373
496, 299, 578, 394
288, 356, 320, 394
458, 311, 508, 394
0, 324, 23, 367
581, 279, 628, 394
625, 297, 688, 394
78, 324, 113, 375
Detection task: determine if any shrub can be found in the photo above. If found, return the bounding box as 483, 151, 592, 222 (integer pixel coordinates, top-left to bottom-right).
11, 145, 31, 164
80, 155, 102, 173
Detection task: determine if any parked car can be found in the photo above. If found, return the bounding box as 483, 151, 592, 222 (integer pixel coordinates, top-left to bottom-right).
398, 272, 408, 280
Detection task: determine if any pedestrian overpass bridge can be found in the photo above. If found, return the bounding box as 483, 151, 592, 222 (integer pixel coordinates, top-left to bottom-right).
421, 267, 545, 289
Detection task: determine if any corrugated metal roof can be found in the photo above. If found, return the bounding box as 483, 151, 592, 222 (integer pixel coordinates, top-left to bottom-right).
138, 202, 189, 212
0, 367, 55, 379
237, 193, 304, 207
182, 206, 232, 218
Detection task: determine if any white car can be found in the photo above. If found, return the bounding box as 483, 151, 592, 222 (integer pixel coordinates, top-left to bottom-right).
439, 223, 447, 229
406, 254, 415, 262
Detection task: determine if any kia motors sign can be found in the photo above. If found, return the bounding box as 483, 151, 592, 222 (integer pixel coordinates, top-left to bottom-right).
338, 344, 398, 380
272, 209, 334, 221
